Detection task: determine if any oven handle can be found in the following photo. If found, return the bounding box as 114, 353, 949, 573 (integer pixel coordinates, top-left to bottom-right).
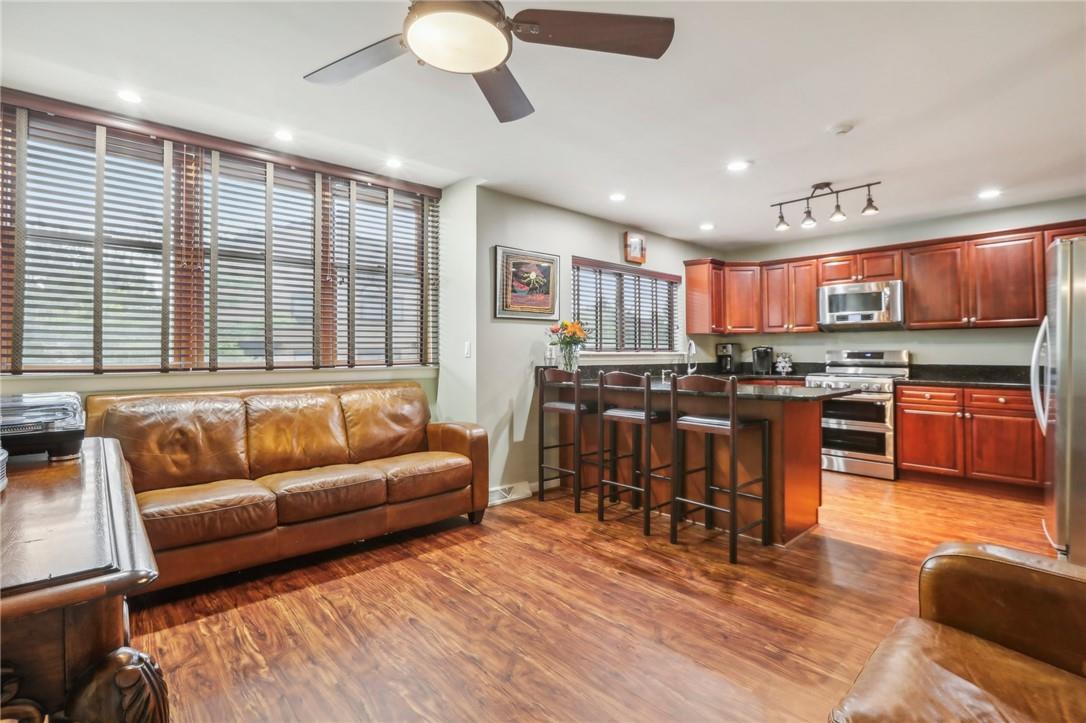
827, 393, 892, 403
821, 418, 894, 433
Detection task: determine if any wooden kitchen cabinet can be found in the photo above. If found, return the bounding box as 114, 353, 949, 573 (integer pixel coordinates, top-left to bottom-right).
762, 260, 817, 333
724, 264, 762, 334
895, 385, 1042, 486
895, 404, 965, 476
904, 241, 971, 329
684, 259, 726, 334
905, 233, 1044, 329
817, 250, 901, 285
968, 232, 1044, 327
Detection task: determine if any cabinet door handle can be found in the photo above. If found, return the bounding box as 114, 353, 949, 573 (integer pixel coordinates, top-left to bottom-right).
970, 317, 977, 323
956, 411, 963, 418
998, 397, 1006, 404
961, 317, 969, 323
923, 393, 932, 399
964, 412, 973, 419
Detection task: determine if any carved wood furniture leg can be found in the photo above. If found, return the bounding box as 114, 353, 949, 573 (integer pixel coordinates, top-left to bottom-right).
65, 647, 169, 723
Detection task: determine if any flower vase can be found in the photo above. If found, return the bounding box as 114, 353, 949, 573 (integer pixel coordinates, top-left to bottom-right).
559, 344, 581, 373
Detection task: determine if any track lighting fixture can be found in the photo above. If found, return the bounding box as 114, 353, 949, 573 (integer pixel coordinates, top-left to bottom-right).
770, 181, 881, 232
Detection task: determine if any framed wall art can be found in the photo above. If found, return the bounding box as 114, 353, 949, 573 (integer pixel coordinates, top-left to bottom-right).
493, 245, 560, 320
624, 232, 646, 264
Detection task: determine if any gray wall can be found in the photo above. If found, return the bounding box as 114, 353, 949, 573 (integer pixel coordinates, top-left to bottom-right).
719, 194, 1086, 367
474, 187, 718, 493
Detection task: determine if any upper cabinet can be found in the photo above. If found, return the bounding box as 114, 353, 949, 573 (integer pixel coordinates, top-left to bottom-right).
685, 260, 762, 335
817, 250, 901, 285
724, 265, 762, 334
684, 259, 726, 335
905, 232, 1044, 329
762, 260, 817, 333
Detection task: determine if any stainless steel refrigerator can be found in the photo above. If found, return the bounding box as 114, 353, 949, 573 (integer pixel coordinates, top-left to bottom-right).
1034, 227, 1086, 563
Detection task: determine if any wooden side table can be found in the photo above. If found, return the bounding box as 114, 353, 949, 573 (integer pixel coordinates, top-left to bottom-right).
0, 437, 168, 722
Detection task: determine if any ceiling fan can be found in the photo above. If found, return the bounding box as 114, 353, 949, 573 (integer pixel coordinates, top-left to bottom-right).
303, 1, 675, 123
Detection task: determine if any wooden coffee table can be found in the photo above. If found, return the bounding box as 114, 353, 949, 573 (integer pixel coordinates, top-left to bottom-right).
0, 437, 168, 722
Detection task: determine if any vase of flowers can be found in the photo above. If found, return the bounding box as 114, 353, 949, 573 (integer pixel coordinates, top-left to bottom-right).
547, 320, 587, 373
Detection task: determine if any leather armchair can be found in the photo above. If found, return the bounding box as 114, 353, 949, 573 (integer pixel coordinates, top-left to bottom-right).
831, 543, 1086, 722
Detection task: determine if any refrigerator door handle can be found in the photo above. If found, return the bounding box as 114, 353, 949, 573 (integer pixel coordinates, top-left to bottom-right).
1030, 315, 1049, 435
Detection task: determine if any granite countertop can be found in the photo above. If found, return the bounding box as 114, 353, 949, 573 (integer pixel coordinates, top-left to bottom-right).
548, 378, 855, 402
897, 365, 1030, 390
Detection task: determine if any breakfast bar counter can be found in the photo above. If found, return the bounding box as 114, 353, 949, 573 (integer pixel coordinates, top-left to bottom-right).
545, 375, 855, 544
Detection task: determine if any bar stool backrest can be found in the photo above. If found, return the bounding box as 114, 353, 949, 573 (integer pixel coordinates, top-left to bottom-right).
538, 367, 583, 408
598, 370, 653, 413
670, 374, 739, 428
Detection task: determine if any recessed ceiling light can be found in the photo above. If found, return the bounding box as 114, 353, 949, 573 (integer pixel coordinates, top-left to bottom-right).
977, 187, 1002, 200
117, 89, 142, 104
274, 129, 294, 142
609, 192, 626, 202
726, 160, 752, 173
699, 222, 715, 231
385, 157, 403, 169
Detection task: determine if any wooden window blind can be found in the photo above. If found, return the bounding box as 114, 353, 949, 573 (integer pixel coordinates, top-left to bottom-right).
0, 102, 439, 374
571, 256, 679, 352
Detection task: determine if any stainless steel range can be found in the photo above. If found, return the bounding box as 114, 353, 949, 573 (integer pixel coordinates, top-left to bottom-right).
805, 350, 910, 480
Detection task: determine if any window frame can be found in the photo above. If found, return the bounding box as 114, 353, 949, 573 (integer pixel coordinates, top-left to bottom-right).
0, 91, 440, 375
571, 255, 681, 353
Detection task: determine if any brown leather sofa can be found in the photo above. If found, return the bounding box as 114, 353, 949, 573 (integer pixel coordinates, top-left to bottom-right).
85, 382, 488, 593
831, 542, 1086, 722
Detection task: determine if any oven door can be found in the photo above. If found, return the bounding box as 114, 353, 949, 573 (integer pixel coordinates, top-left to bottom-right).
822, 422, 895, 463
822, 394, 892, 426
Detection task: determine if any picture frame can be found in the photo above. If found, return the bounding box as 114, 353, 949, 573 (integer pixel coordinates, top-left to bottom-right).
624, 231, 646, 264
493, 245, 560, 320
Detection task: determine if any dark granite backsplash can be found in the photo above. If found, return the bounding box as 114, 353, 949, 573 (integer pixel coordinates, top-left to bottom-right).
905, 364, 1030, 388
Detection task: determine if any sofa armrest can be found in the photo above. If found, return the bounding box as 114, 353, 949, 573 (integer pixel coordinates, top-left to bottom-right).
427, 422, 489, 512
919, 542, 1086, 675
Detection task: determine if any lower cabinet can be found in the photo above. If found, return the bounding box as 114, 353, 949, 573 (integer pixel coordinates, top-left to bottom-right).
895, 385, 1042, 486
896, 404, 965, 476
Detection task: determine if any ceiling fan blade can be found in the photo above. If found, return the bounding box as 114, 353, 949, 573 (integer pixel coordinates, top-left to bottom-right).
473, 65, 534, 123
304, 34, 407, 84
512, 10, 675, 59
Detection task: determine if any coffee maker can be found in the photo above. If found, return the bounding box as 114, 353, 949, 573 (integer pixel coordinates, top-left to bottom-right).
752, 346, 774, 375
716, 343, 738, 374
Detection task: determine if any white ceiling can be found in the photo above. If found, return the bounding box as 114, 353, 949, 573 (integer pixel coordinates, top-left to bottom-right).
3, 1, 1084, 247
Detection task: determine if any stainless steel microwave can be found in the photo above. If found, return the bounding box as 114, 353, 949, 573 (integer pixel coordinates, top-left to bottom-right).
818, 280, 904, 331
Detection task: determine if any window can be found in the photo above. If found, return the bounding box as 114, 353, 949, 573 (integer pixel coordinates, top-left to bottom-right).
571, 256, 679, 352
0, 100, 440, 374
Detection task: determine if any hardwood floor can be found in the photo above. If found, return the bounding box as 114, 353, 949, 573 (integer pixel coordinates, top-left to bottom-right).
131, 472, 1046, 722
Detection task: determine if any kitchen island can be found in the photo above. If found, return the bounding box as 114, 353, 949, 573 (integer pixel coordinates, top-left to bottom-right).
544, 374, 856, 545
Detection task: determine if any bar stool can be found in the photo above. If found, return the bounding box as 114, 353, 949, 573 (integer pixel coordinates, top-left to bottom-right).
536, 367, 598, 512
668, 374, 771, 563
596, 371, 672, 535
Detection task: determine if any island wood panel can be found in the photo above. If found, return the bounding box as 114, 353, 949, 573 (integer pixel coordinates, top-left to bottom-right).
558, 389, 822, 544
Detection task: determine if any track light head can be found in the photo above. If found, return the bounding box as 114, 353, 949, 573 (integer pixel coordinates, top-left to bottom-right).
830, 193, 847, 222
861, 187, 880, 216
801, 205, 817, 229
775, 208, 790, 231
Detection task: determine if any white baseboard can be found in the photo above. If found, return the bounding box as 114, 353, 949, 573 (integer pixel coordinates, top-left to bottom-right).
488, 478, 560, 506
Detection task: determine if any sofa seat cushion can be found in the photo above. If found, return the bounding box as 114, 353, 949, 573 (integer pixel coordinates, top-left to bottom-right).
137, 479, 277, 551
831, 617, 1086, 723
368, 452, 472, 503
257, 464, 387, 524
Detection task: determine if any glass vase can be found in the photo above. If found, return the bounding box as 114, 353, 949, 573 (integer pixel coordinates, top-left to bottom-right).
559, 344, 581, 373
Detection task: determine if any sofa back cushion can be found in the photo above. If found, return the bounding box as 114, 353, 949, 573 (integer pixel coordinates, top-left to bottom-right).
102, 396, 250, 493
245, 393, 349, 477
339, 385, 430, 463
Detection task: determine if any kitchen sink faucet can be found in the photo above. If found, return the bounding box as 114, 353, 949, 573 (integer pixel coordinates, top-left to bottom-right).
686, 339, 697, 375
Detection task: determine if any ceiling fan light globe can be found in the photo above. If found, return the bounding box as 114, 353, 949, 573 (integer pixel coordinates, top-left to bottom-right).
404, 3, 512, 74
